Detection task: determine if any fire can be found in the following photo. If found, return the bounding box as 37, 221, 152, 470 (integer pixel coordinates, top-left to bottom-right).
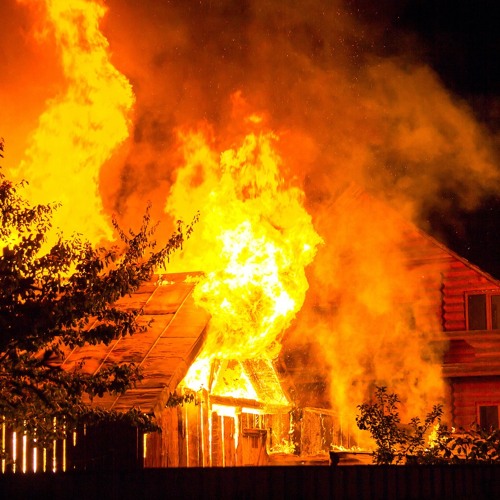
167, 122, 322, 392
5, 1, 485, 456
13, 0, 134, 244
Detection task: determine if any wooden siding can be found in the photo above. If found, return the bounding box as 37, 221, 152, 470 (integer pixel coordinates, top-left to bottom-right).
145, 403, 299, 468
442, 261, 500, 332
442, 332, 500, 378
449, 377, 500, 428
210, 413, 237, 467
144, 406, 181, 467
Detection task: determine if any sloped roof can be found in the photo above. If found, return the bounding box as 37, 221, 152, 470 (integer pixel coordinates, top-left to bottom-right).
61, 272, 210, 415
337, 183, 500, 285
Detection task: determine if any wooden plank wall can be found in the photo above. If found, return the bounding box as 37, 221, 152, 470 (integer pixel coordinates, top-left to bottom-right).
144, 407, 180, 467
298, 409, 334, 456
450, 376, 500, 428
442, 261, 500, 332
149, 406, 276, 468
211, 413, 236, 467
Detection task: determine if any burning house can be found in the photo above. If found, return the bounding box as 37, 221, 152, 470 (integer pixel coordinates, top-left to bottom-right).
8, 184, 494, 472
2, 0, 500, 473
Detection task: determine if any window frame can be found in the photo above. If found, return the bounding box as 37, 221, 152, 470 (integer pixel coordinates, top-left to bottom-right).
466, 290, 500, 331
477, 403, 500, 430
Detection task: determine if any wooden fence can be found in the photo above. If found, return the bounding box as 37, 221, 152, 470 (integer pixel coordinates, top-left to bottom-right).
1, 465, 499, 499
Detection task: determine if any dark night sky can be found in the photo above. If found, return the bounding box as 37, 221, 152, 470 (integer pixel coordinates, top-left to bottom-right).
416, 2, 500, 279
366, 1, 500, 278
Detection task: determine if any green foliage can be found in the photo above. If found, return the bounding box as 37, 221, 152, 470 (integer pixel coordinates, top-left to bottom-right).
356, 386, 443, 464
0, 141, 196, 451
356, 386, 500, 464
433, 425, 500, 464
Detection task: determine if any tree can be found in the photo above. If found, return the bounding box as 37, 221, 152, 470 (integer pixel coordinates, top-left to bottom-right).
356, 386, 443, 464
0, 138, 197, 452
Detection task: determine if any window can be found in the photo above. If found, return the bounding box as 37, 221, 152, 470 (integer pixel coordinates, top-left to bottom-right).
478, 405, 499, 430
467, 292, 500, 330
492, 295, 500, 329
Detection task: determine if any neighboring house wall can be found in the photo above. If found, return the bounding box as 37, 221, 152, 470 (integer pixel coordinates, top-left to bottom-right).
442, 260, 500, 332
397, 219, 500, 431
448, 377, 500, 429
440, 254, 500, 430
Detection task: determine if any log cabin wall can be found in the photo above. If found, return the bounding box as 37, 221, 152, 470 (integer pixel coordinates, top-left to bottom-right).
439, 259, 500, 429
401, 223, 500, 431
442, 260, 500, 332
448, 376, 500, 429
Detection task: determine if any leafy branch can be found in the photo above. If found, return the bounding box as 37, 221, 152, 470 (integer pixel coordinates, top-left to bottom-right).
357, 386, 500, 464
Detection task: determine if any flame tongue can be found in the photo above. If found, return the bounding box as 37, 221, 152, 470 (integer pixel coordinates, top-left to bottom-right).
197, 220, 295, 360
168, 126, 322, 391
15, 0, 134, 243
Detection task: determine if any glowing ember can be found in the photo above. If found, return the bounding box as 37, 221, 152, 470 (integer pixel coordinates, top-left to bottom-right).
168, 122, 322, 393
13, 0, 134, 244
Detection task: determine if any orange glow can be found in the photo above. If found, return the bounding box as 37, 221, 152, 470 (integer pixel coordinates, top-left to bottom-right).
12, 431, 17, 473
22, 429, 27, 473
13, 0, 134, 245
1, 418, 5, 473
169, 122, 322, 394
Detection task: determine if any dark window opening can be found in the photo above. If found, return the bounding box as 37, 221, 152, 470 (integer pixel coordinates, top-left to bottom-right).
479, 405, 499, 430
491, 295, 500, 329
467, 292, 500, 330
468, 294, 487, 330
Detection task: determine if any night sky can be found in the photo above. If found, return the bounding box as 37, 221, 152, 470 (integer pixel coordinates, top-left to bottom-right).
356, 0, 500, 277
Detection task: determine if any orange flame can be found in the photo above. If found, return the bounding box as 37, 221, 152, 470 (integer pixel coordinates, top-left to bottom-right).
14, 0, 134, 243
167, 121, 322, 391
